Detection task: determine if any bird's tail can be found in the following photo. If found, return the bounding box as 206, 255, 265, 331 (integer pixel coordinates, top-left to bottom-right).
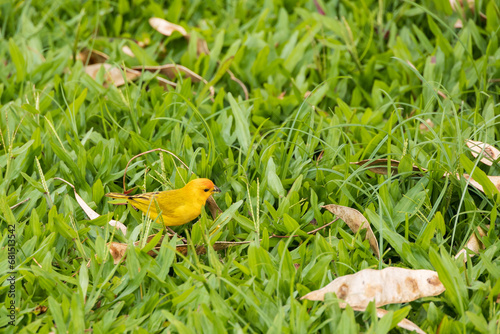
105, 192, 129, 199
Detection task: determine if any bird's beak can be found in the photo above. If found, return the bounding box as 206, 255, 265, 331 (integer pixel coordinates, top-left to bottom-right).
213, 185, 221, 193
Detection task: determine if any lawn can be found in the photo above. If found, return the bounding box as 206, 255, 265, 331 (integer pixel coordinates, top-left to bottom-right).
1, 0, 500, 333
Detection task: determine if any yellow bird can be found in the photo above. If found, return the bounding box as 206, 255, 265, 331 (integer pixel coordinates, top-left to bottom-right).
105, 178, 221, 226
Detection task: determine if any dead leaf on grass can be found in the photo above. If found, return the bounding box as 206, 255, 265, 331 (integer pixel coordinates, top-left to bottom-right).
419, 119, 435, 132
33, 305, 48, 315
461, 174, 500, 194
301, 267, 445, 307
323, 204, 380, 258
353, 307, 425, 334
122, 45, 135, 58
466, 140, 500, 166
197, 38, 210, 55
85, 63, 141, 87
207, 196, 223, 219
455, 227, 486, 261
54, 177, 127, 235
149, 17, 188, 37
108, 242, 129, 264
78, 49, 109, 64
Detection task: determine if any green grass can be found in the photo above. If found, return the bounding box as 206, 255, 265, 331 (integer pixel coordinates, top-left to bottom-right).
1, 0, 500, 332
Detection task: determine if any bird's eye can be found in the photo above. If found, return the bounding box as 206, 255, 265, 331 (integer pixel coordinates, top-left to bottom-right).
204, 188, 209, 192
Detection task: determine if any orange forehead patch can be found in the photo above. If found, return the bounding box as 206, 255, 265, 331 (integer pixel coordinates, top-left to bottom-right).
189, 178, 215, 189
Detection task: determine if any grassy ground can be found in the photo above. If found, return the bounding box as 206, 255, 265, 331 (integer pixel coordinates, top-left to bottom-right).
1, 0, 500, 333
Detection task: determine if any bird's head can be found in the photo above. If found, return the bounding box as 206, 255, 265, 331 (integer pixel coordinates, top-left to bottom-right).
186, 178, 221, 201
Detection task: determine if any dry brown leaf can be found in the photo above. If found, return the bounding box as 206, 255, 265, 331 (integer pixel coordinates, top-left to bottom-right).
197, 38, 210, 55
54, 178, 127, 235
108, 242, 128, 264
466, 140, 500, 166
149, 17, 188, 37
147, 18, 248, 99
122, 45, 135, 58
323, 204, 380, 258
207, 196, 223, 219
454, 19, 464, 28
33, 305, 48, 315
301, 267, 445, 308
85, 64, 141, 87
79, 49, 176, 89
419, 119, 435, 132
351, 159, 427, 175
78, 49, 109, 64
461, 174, 500, 193
351, 307, 425, 334
455, 226, 486, 261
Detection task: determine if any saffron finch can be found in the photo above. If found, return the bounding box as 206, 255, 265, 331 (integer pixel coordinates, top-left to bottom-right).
105, 178, 221, 226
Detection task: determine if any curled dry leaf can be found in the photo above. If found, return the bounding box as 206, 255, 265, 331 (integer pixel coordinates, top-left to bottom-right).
455, 226, 486, 261
79, 48, 177, 90
148, 17, 210, 56
352, 307, 425, 334
148, 18, 248, 99
34, 305, 48, 315
122, 45, 135, 58
461, 174, 500, 193
351, 159, 426, 175
323, 204, 380, 258
149, 17, 188, 37
301, 267, 445, 308
419, 119, 435, 132
466, 140, 500, 166
454, 19, 464, 29
78, 49, 109, 64
54, 177, 127, 235
197, 38, 210, 55
86, 64, 141, 87
108, 242, 128, 264
206, 196, 223, 219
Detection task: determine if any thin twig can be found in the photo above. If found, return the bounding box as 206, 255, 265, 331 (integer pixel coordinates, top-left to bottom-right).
10, 198, 30, 210
227, 69, 249, 100
32, 258, 42, 268
270, 218, 339, 239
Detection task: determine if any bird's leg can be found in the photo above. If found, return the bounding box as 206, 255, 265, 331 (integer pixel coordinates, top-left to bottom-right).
166, 226, 176, 235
